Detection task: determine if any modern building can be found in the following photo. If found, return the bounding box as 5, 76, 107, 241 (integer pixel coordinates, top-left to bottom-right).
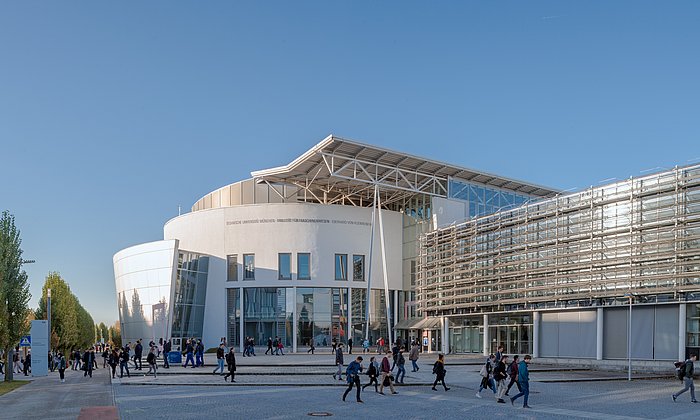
114, 134, 700, 363
418, 165, 700, 362
113, 135, 553, 352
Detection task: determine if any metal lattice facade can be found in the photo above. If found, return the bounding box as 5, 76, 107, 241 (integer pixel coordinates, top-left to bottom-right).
418, 165, 700, 317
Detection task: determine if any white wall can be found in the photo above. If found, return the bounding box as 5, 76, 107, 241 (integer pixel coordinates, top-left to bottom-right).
164, 203, 404, 347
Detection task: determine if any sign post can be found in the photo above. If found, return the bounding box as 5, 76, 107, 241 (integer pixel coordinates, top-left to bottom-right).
30, 320, 49, 377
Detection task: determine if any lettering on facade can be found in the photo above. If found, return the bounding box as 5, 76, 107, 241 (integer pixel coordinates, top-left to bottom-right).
226, 218, 371, 227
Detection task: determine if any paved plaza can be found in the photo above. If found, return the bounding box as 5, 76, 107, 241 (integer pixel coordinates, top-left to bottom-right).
2, 353, 698, 419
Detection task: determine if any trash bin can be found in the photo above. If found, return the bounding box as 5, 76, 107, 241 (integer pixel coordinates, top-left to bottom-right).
168, 351, 182, 364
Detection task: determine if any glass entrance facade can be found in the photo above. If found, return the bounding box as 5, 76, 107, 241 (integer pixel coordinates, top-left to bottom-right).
488, 313, 532, 355
449, 317, 483, 354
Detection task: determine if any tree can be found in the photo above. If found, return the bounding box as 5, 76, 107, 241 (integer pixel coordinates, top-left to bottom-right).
36, 272, 78, 351
0, 211, 32, 382
109, 321, 122, 348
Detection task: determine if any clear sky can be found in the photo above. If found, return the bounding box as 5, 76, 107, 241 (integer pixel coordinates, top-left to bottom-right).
1, 1, 699, 325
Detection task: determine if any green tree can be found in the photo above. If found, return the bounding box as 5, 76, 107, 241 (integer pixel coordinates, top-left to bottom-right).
0, 211, 32, 382
36, 272, 79, 351
109, 321, 122, 348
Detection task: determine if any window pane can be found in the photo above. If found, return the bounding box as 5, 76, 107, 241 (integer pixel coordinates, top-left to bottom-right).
244, 254, 255, 280
227, 255, 237, 281
353, 254, 365, 281
278, 253, 291, 280
298, 253, 311, 280
335, 254, 347, 280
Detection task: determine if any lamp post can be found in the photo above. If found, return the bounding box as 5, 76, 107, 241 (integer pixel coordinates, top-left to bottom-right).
47, 288, 52, 351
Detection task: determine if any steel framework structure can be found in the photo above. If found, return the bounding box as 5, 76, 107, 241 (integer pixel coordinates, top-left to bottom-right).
417, 165, 700, 317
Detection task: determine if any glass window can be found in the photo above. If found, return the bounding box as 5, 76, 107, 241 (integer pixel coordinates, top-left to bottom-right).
298, 253, 311, 280
227, 255, 237, 281
353, 254, 365, 281
335, 254, 348, 280
278, 253, 291, 280
243, 254, 255, 280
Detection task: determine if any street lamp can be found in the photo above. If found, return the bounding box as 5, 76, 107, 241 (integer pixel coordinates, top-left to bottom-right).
47, 288, 52, 350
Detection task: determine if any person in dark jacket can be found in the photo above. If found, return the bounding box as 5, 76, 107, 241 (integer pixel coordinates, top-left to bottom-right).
163, 340, 171, 368
134, 340, 143, 370
145, 346, 158, 378
342, 356, 364, 403
119, 347, 131, 378
348, 338, 353, 355
379, 353, 398, 395
673, 353, 697, 403
510, 354, 532, 408
183, 340, 195, 368
396, 348, 406, 384
223, 348, 236, 383
83, 348, 95, 378
362, 356, 379, 392
266, 337, 273, 355
431, 353, 450, 391
23, 351, 31, 376
108, 349, 118, 379
333, 343, 344, 381
505, 355, 521, 396
494, 354, 509, 403
214, 343, 225, 374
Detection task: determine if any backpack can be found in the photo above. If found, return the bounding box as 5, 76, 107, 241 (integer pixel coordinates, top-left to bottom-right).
674, 361, 686, 381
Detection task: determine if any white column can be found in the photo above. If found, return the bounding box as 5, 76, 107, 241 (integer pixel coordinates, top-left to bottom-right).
393, 289, 399, 344
377, 191, 393, 347
239, 286, 244, 353
532, 311, 540, 358
679, 303, 687, 362
347, 287, 352, 349
596, 308, 604, 360
292, 286, 298, 353
483, 314, 489, 356
442, 316, 449, 354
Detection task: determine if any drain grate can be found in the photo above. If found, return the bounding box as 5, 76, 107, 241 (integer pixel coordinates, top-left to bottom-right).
307, 412, 333, 417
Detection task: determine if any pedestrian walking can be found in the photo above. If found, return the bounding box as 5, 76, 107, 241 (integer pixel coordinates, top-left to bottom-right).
494, 354, 509, 403
307, 340, 315, 354
510, 354, 532, 408
195, 340, 205, 366
348, 338, 353, 355
214, 343, 225, 374
108, 349, 118, 379
332, 337, 338, 354
102, 348, 109, 368
183, 340, 195, 368
333, 343, 344, 381
396, 348, 406, 384
476, 354, 497, 398
505, 355, 521, 396
431, 353, 450, 391
266, 337, 273, 355
223, 348, 236, 383
277, 340, 285, 355
390, 342, 399, 371
145, 346, 158, 378
57, 352, 67, 383
495, 345, 504, 362
362, 338, 370, 354
342, 356, 364, 403
163, 339, 171, 368
83, 348, 95, 378
673, 353, 697, 403
378, 353, 398, 395
362, 356, 380, 392
409, 342, 420, 372
134, 339, 143, 370
119, 347, 131, 378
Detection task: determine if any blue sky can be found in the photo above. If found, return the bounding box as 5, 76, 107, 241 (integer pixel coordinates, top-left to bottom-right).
1, 1, 699, 324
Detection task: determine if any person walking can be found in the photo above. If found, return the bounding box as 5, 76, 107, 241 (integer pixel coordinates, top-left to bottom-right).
102, 348, 109, 368
476, 354, 497, 398
83, 348, 94, 378
362, 356, 380, 393
119, 347, 131, 378
266, 337, 273, 355
145, 346, 158, 378
390, 342, 399, 371
134, 339, 143, 370
195, 340, 205, 366
108, 349, 118, 379
378, 353, 398, 395
307, 340, 315, 354
214, 343, 225, 374
183, 340, 195, 368
348, 338, 353, 355
23, 351, 31, 376
494, 354, 509, 403
163, 339, 171, 368
333, 343, 344, 381
57, 352, 67, 383
431, 353, 450, 391
13, 348, 22, 373
362, 338, 370, 354
396, 348, 406, 384
277, 340, 285, 355
223, 348, 236, 383
510, 354, 532, 408
409, 343, 420, 372
505, 355, 521, 396
495, 345, 504, 363
673, 353, 697, 403
342, 356, 364, 403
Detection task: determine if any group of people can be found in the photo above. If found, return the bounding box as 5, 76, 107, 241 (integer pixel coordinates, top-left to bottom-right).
212, 342, 237, 382
264, 336, 285, 356
0, 347, 32, 376
475, 346, 532, 408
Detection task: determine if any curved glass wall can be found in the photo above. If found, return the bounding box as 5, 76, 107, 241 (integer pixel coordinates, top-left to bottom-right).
171, 252, 209, 345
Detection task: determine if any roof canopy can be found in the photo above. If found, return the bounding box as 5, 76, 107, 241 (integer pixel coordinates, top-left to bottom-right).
251, 135, 557, 207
